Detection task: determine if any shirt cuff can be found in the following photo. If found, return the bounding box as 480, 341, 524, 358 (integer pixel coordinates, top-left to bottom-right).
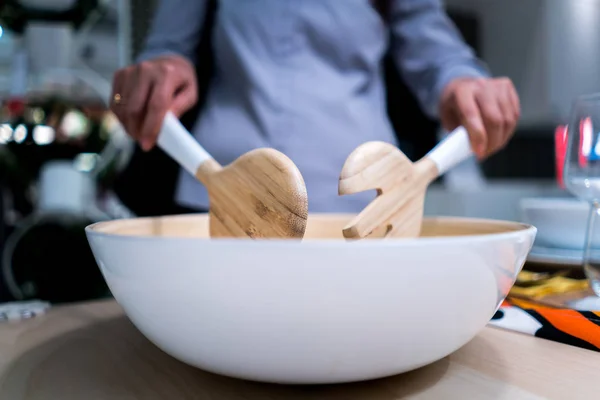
426, 61, 491, 119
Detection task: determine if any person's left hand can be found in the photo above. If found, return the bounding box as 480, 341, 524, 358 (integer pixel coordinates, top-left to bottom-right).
439, 77, 520, 160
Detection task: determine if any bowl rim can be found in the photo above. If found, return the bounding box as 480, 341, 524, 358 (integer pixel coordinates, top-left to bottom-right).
85, 213, 537, 248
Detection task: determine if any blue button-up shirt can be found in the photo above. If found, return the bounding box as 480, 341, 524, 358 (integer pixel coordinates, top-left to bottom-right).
138, 0, 488, 213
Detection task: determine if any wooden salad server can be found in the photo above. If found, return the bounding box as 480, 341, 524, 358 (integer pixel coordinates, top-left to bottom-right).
155, 113, 309, 239
338, 126, 473, 239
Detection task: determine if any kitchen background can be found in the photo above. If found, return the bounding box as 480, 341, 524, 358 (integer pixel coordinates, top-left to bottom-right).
0, 0, 595, 303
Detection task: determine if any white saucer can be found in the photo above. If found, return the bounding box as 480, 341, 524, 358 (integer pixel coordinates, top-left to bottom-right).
520, 197, 600, 250
527, 246, 585, 267
568, 296, 600, 310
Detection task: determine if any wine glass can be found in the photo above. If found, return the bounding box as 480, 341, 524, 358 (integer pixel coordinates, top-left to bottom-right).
564, 93, 600, 297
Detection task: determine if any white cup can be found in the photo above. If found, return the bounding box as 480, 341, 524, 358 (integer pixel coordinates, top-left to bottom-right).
37, 160, 95, 214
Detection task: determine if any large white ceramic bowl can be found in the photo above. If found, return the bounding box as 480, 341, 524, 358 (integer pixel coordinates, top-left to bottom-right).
85, 213, 536, 384
520, 197, 598, 249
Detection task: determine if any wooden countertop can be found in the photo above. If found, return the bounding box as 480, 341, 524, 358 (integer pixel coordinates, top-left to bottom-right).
0, 299, 597, 399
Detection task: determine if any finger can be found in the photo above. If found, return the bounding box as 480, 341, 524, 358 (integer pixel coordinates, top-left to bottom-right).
454, 86, 487, 158
506, 80, 521, 122
139, 77, 174, 151
167, 59, 198, 117
123, 62, 155, 140
171, 82, 198, 117
138, 68, 197, 150
499, 78, 520, 128
506, 83, 521, 148
475, 87, 505, 156
110, 69, 128, 128
502, 83, 519, 141
496, 84, 517, 144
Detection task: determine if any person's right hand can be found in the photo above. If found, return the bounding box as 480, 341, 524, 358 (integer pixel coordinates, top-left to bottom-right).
110, 54, 198, 151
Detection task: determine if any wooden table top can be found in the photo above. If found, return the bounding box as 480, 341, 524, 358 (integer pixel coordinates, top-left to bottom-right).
0, 299, 597, 399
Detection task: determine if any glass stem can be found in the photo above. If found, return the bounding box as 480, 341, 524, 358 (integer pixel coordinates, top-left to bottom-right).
583, 201, 600, 268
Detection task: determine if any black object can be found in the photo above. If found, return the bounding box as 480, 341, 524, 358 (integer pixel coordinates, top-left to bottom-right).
0, 182, 4, 258
481, 126, 556, 179
6, 214, 109, 304
0, 181, 10, 302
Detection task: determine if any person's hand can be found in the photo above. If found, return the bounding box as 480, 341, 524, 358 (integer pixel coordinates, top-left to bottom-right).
110, 54, 198, 151
439, 77, 520, 159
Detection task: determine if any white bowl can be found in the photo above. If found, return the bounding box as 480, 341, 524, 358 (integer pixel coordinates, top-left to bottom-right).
519, 197, 598, 249
85, 214, 536, 384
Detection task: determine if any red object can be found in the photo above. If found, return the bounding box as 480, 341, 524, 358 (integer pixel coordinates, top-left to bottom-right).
4, 98, 26, 116
555, 125, 568, 188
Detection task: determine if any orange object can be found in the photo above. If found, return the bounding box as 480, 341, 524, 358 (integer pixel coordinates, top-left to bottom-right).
491, 298, 600, 352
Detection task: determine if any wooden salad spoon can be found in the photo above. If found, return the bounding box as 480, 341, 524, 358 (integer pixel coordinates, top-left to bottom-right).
338, 126, 473, 239
156, 113, 308, 239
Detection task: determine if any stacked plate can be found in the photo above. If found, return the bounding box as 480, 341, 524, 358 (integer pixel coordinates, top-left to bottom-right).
520, 197, 597, 267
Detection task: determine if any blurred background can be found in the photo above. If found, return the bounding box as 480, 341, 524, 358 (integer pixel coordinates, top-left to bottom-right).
0, 0, 595, 304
